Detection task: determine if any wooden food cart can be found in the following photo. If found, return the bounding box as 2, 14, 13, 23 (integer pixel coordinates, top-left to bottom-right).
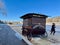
20, 13, 48, 39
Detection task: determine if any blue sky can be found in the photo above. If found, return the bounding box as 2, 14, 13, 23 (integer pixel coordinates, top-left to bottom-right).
0, 0, 60, 21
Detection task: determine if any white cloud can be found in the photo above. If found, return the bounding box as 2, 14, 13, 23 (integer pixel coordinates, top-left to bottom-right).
0, 0, 7, 16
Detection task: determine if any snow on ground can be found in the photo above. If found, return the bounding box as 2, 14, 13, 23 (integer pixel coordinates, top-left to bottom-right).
10, 24, 60, 45
0, 24, 60, 45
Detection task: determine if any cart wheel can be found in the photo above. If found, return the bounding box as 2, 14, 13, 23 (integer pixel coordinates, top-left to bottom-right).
44, 31, 48, 37
40, 31, 48, 38
27, 36, 32, 41
27, 33, 32, 41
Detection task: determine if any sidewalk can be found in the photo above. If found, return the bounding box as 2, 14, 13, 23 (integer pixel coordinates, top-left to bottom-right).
31, 31, 60, 45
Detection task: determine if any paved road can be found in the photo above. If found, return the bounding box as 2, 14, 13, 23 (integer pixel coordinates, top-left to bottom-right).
0, 25, 27, 45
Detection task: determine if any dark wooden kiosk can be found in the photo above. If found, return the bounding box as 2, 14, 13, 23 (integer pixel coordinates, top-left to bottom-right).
20, 13, 48, 39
